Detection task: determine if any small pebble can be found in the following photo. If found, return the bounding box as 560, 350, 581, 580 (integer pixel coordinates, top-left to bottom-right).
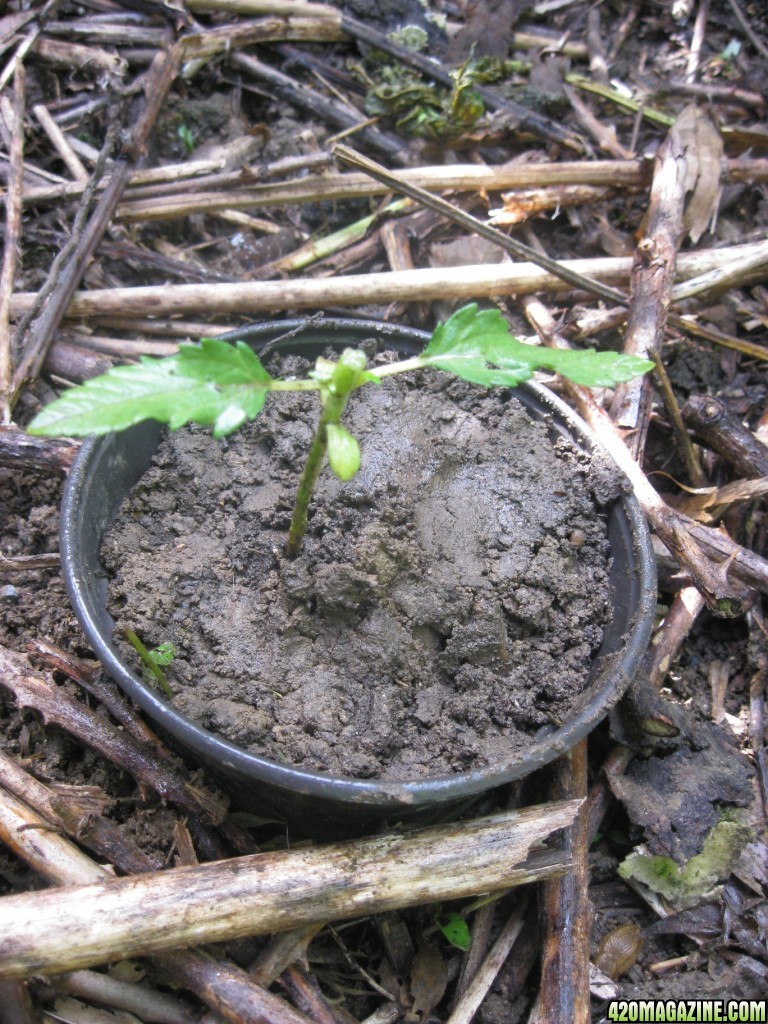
1, 585, 20, 602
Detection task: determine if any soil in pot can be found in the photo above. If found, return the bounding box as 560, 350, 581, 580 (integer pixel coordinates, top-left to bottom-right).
101, 350, 624, 781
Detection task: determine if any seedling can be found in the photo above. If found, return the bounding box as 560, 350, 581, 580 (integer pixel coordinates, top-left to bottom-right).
435, 911, 471, 951
28, 304, 652, 555
122, 629, 175, 698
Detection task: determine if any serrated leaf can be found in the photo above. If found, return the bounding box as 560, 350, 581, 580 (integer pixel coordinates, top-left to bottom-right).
420, 303, 653, 389
28, 342, 274, 438
423, 304, 515, 361
524, 349, 655, 387
180, 338, 273, 385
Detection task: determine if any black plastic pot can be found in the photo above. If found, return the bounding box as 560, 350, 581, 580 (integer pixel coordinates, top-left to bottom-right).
61, 317, 656, 836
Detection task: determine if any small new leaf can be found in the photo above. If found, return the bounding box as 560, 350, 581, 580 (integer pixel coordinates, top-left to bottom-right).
421, 304, 653, 389
436, 913, 471, 951
326, 423, 361, 481
28, 340, 274, 438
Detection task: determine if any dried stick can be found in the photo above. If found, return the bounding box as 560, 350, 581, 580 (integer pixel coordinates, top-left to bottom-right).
10, 243, 762, 323
685, 0, 710, 81
0, 645, 228, 826
41, 969, 200, 1024
453, 900, 495, 1003
0, 780, 317, 1024
9, 41, 183, 410
0, 784, 108, 887
610, 107, 714, 455
43, 337, 113, 383
682, 396, 768, 479
0, 552, 60, 572
567, 387, 768, 606
183, 0, 340, 18
181, 13, 346, 73
645, 587, 707, 685
156, 949, 316, 1024
0, 802, 580, 978
32, 102, 88, 182
230, 52, 404, 163
9, 116, 120, 367
23, 156, 649, 208
0, 980, 36, 1024
24, 638, 167, 751
660, 79, 766, 111
0, 424, 77, 472
0, 746, 163, 874
31, 36, 126, 76
563, 83, 633, 160
650, 350, 706, 488
670, 237, 768, 301
446, 901, 527, 1024
19, 155, 767, 212
279, 964, 346, 1024
726, 0, 768, 62
0, 0, 60, 93
0, 60, 25, 423
586, 7, 610, 86
530, 740, 591, 1024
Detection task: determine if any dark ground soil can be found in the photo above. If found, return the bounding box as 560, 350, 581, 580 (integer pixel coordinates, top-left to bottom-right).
2, 0, 768, 1019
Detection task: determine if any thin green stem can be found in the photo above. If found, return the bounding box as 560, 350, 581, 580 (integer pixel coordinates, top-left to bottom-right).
267, 378, 324, 392
369, 355, 426, 379
285, 406, 332, 559
284, 348, 368, 557
123, 629, 174, 699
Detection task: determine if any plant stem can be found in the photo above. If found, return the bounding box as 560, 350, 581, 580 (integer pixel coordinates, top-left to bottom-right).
284, 349, 366, 557
370, 354, 425, 379
122, 629, 174, 699
284, 406, 332, 559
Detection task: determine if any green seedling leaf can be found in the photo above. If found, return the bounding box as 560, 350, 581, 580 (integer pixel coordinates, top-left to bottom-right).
527, 348, 657, 387
28, 339, 274, 439
178, 123, 195, 153
326, 423, 361, 481
122, 629, 174, 699
435, 912, 471, 951
421, 303, 654, 388
149, 641, 176, 667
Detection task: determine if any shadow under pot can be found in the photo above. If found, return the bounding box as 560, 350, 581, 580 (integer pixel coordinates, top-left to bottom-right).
60, 317, 656, 838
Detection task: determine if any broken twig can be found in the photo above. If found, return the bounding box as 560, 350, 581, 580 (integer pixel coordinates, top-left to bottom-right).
0, 802, 579, 978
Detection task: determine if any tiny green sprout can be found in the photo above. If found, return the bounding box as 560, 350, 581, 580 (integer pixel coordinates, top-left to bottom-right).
150, 641, 177, 667
326, 424, 361, 481
177, 124, 195, 154
28, 304, 653, 555
123, 629, 175, 698
435, 911, 471, 951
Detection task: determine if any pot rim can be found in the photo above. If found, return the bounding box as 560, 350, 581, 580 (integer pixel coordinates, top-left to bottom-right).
61, 316, 657, 811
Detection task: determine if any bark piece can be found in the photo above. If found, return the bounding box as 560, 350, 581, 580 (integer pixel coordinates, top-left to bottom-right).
0, 802, 579, 978
682, 396, 768, 479
531, 740, 591, 1024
